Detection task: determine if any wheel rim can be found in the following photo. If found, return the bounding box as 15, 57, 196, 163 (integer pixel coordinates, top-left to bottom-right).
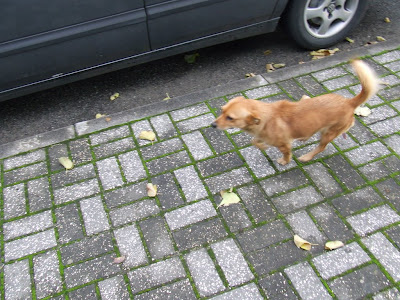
303, 0, 359, 39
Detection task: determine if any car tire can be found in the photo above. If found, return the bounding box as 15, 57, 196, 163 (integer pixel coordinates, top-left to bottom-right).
283, 0, 369, 49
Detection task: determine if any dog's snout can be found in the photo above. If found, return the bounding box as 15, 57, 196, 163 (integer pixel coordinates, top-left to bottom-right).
211, 122, 217, 128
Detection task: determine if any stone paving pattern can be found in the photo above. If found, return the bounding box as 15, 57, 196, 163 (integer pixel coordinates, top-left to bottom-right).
1, 48, 400, 299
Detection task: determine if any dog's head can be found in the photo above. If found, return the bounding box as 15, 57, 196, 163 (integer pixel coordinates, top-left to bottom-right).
211, 96, 260, 130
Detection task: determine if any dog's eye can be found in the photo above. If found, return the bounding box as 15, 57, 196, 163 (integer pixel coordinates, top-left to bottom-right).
226, 116, 233, 121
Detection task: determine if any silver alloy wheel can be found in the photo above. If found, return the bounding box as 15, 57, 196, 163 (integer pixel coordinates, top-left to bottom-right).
304, 0, 359, 38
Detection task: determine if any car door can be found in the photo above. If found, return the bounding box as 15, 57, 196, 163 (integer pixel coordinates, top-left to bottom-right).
0, 0, 149, 93
144, 0, 279, 49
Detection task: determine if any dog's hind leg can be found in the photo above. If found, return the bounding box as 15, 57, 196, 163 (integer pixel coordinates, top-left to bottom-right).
298, 129, 338, 162
277, 144, 292, 165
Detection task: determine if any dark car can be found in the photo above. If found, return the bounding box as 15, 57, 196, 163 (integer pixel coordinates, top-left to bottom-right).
1, 0, 369, 102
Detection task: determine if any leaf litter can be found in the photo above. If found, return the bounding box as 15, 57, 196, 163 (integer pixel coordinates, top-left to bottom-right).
217, 188, 241, 208
59, 157, 74, 170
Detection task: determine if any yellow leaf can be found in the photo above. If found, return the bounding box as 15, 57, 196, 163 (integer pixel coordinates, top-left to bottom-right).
354, 106, 371, 117
293, 235, 317, 251
345, 37, 354, 43
96, 113, 106, 119
377, 36, 386, 42
273, 63, 286, 69
184, 53, 200, 63
105, 117, 112, 122
218, 190, 240, 208
147, 183, 157, 197
163, 93, 171, 101
266, 63, 275, 73
110, 93, 120, 101
384, 17, 391, 23
325, 241, 344, 250
59, 157, 74, 170
245, 73, 256, 78
263, 50, 272, 55
139, 131, 156, 141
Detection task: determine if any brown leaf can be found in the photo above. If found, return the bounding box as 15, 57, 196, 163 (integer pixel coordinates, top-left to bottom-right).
293, 235, 317, 251
105, 117, 112, 122
147, 183, 157, 197
266, 63, 275, 73
113, 256, 126, 264
263, 50, 272, 55
245, 73, 256, 78
273, 63, 286, 69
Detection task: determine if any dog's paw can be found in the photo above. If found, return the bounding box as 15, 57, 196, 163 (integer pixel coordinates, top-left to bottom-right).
277, 157, 289, 165
298, 154, 312, 162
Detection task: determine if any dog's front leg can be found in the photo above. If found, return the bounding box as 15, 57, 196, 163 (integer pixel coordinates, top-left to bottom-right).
252, 138, 269, 150
277, 144, 292, 165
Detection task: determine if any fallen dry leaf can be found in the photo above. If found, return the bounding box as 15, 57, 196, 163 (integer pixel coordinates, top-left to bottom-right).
377, 36, 386, 42
96, 113, 106, 119
218, 189, 240, 208
139, 131, 156, 141
113, 256, 126, 264
163, 93, 171, 101
263, 50, 272, 55
310, 48, 340, 60
384, 17, 391, 23
266, 63, 275, 73
345, 37, 354, 43
147, 183, 157, 197
273, 63, 285, 69
59, 157, 74, 170
365, 41, 378, 46
110, 93, 120, 101
325, 241, 344, 250
245, 73, 256, 78
184, 53, 200, 64
105, 117, 112, 122
354, 106, 371, 117
293, 235, 317, 251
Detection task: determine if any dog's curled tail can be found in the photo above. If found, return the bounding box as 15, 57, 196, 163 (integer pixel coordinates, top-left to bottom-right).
350, 59, 380, 108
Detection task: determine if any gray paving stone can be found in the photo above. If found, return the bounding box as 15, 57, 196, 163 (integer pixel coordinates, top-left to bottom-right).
278, 79, 308, 100
245, 84, 282, 99
140, 217, 175, 260
176, 113, 215, 133
80, 196, 110, 235
146, 151, 191, 175
375, 178, 400, 211
170, 103, 210, 121
379, 85, 400, 102
272, 186, 323, 214
185, 248, 225, 297
197, 152, 243, 178
329, 264, 390, 300
370, 116, 400, 136
363, 105, 398, 125
114, 224, 147, 268
53, 178, 100, 204
132, 120, 157, 146
347, 205, 400, 236
150, 114, 177, 139
119, 150, 146, 182
134, 279, 196, 300
345, 142, 390, 165
312, 67, 348, 81
294, 142, 337, 159
385, 134, 400, 153
332, 134, 358, 150
205, 167, 253, 194
240, 146, 275, 178
4, 161, 47, 185
151, 173, 184, 209
174, 165, 207, 201
218, 200, 251, 232
64, 254, 121, 288
359, 160, 392, 181
3, 149, 45, 170
4, 260, 31, 300
386, 224, 400, 248
61, 232, 114, 265
165, 199, 216, 230
285, 262, 332, 300
51, 164, 96, 189
363, 232, 400, 281
3, 183, 26, 219
69, 138, 92, 165
236, 220, 291, 253
312, 242, 370, 279
391, 100, 400, 111
96, 157, 124, 190
98, 275, 131, 300
210, 283, 263, 300
110, 199, 160, 227
33, 251, 63, 299
296, 75, 327, 96
5, 229, 57, 262
4, 210, 53, 241
265, 146, 298, 171
385, 59, 400, 72
373, 50, 400, 63
48, 144, 69, 171
230, 131, 252, 148
128, 257, 186, 294
350, 119, 376, 144
93, 137, 135, 158
260, 168, 308, 196
304, 162, 342, 197
90, 125, 131, 145
211, 238, 253, 286
202, 127, 234, 154
104, 181, 147, 208
323, 74, 358, 91
258, 272, 298, 300
56, 203, 84, 244
182, 131, 213, 160
373, 287, 400, 300
140, 138, 183, 160
324, 155, 365, 189
68, 284, 97, 300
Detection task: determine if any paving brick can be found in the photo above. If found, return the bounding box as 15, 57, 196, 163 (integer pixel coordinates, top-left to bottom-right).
304, 162, 342, 197
4, 260, 31, 300
205, 167, 253, 194
110, 199, 160, 227
349, 119, 376, 144
54, 178, 100, 204
310, 203, 353, 241
202, 127, 234, 154
375, 178, 400, 211
182, 131, 213, 160
173, 218, 228, 251
324, 155, 365, 189
210, 283, 263, 300
248, 240, 307, 275
345, 142, 390, 165
323, 74, 358, 91
96, 157, 124, 190
4, 210, 53, 241
373, 50, 400, 63
64, 254, 121, 288
176, 113, 215, 133
140, 217, 175, 260
90, 125, 131, 145
230, 131, 252, 148
260, 168, 308, 196
128, 257, 186, 294
174, 165, 207, 201
211, 239, 254, 286
312, 67, 348, 81
5, 229, 57, 262
386, 224, 400, 248
373, 287, 400, 300
114, 224, 147, 268
132, 120, 157, 146
245, 84, 282, 99
382, 74, 400, 86
312, 242, 370, 279
48, 144, 69, 171
382, 155, 400, 173
4, 161, 47, 185
329, 264, 390, 300
333, 134, 358, 150
237, 220, 291, 253
80, 196, 110, 235
240, 147, 275, 178
379, 85, 400, 101
104, 181, 147, 208
218, 200, 251, 232
258, 272, 298, 300
151, 173, 183, 209
265, 147, 298, 171
51, 164, 96, 189
347, 205, 400, 236
285, 262, 332, 300
279, 79, 308, 100
363, 105, 398, 125
98, 275, 131, 300
93, 137, 135, 158
140, 138, 183, 160
3, 149, 45, 170
363, 232, 400, 281
385, 59, 400, 72
150, 114, 177, 139
69, 138, 92, 165
296, 75, 327, 96
134, 279, 196, 300
294, 142, 337, 159
359, 160, 392, 181
170, 103, 210, 121
197, 152, 243, 177
33, 251, 63, 298
271, 186, 323, 214
3, 183, 26, 219
68, 284, 97, 300
165, 199, 216, 230
119, 150, 146, 182
56, 203, 84, 244
370, 116, 400, 136
61, 232, 114, 265
146, 151, 191, 175
185, 248, 225, 297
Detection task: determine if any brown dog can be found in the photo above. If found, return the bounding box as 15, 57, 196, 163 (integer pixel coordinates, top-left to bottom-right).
212, 59, 379, 165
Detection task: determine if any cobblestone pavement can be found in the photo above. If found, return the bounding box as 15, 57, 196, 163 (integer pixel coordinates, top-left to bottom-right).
1, 44, 400, 300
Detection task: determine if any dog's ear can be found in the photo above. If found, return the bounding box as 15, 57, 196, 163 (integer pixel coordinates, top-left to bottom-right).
246, 113, 261, 125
